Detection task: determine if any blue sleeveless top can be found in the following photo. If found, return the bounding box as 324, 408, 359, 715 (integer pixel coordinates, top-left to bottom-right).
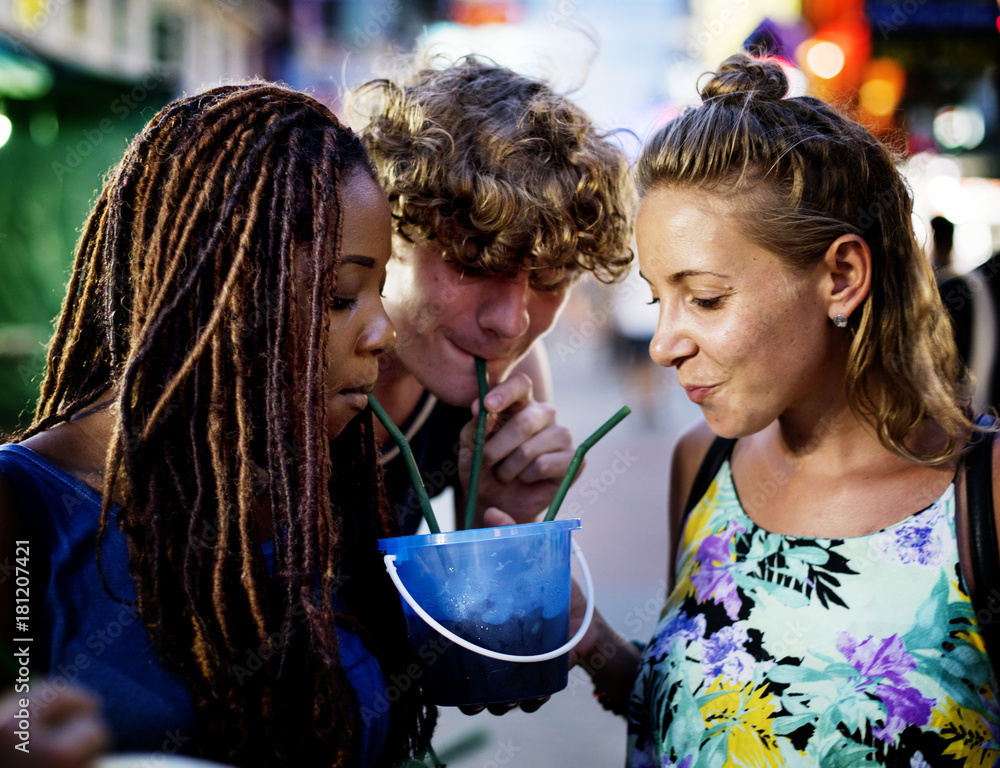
0, 443, 390, 764
627, 459, 1000, 767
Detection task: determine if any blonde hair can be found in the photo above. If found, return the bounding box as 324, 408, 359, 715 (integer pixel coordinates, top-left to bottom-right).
350, 54, 635, 289
637, 52, 972, 463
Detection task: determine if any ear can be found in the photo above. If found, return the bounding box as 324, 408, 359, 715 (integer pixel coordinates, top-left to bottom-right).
821, 234, 871, 322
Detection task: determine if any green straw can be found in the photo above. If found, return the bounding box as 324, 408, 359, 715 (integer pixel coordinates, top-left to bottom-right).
463, 356, 489, 530
368, 393, 441, 534
543, 405, 632, 522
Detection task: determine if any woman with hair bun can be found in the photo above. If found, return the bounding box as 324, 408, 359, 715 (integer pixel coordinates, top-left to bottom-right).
572, 52, 1000, 765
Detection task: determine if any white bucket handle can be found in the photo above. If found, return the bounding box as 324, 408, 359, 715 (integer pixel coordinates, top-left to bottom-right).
383, 539, 594, 663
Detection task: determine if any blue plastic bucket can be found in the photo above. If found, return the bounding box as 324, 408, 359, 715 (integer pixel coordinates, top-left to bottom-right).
378, 519, 593, 707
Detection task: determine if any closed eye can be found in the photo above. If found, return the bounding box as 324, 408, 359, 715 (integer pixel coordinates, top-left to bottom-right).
691, 296, 723, 309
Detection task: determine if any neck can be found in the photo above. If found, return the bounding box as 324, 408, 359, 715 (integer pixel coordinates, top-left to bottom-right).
765, 398, 948, 477
21, 393, 119, 497
772, 403, 875, 463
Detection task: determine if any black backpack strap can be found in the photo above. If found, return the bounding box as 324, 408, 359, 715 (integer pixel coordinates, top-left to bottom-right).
965, 415, 1000, 666
684, 436, 737, 516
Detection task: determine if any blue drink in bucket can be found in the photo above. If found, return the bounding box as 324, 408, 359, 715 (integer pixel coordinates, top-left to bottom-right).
379, 519, 593, 707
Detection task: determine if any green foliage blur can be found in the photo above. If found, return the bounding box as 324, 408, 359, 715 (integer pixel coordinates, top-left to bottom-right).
0, 62, 170, 435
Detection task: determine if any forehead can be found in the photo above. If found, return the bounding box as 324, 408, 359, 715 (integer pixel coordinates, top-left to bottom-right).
638, 187, 730, 236
637, 189, 735, 260
292, 170, 390, 275
636, 187, 789, 284
396, 231, 577, 289
340, 170, 390, 236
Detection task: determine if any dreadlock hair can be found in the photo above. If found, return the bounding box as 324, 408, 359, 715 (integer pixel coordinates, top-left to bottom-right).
17, 83, 435, 766
349, 53, 636, 289
635, 52, 973, 464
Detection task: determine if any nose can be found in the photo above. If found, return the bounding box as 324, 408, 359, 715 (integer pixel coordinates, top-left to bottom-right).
362, 303, 396, 355
648, 303, 697, 368
478, 274, 531, 339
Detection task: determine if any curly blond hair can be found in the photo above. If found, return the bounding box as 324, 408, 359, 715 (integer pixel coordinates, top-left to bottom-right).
637, 52, 973, 464
350, 54, 635, 289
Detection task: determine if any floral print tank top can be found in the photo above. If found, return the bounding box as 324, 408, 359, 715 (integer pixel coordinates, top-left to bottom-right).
627, 460, 1000, 767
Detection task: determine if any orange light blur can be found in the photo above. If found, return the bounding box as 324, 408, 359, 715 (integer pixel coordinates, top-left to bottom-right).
795, 18, 871, 102
858, 58, 905, 118
449, 0, 524, 26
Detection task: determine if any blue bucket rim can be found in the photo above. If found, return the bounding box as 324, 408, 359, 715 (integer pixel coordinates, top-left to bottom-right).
378, 518, 581, 555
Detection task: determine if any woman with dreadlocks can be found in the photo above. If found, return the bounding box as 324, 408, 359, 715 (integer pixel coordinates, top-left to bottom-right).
0, 83, 435, 767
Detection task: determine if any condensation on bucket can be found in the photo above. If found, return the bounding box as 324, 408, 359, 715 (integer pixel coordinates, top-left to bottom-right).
379, 519, 580, 706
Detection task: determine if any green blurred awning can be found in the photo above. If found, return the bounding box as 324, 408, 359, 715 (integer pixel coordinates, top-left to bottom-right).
0, 33, 53, 99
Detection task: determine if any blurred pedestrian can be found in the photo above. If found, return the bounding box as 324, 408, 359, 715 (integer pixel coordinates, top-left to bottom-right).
938, 238, 1000, 414
350, 55, 636, 532
930, 214, 957, 276
572, 52, 997, 766
0, 83, 435, 767
932, 214, 975, 368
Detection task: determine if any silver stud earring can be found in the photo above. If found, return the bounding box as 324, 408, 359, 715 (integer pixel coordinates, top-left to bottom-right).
833, 314, 848, 328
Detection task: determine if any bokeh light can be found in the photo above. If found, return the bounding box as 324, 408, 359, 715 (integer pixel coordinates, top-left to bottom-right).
933, 105, 986, 151
0, 114, 12, 149
805, 41, 845, 79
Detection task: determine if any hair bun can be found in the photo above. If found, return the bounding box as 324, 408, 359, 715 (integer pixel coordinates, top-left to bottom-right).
699, 52, 788, 103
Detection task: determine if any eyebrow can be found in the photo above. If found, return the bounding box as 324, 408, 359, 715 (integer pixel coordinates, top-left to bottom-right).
342, 254, 375, 268
640, 269, 730, 284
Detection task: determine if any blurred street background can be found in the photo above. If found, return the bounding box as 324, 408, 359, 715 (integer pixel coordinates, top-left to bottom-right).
2, 0, 999, 765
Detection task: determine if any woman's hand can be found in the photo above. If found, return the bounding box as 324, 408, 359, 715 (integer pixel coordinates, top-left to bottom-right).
1, 682, 110, 767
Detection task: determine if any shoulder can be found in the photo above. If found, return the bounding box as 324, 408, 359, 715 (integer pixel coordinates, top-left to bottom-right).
0, 443, 28, 513
669, 420, 718, 511
666, 421, 718, 581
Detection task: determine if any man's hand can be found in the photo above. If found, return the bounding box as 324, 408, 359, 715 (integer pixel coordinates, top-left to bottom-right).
457, 372, 576, 525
